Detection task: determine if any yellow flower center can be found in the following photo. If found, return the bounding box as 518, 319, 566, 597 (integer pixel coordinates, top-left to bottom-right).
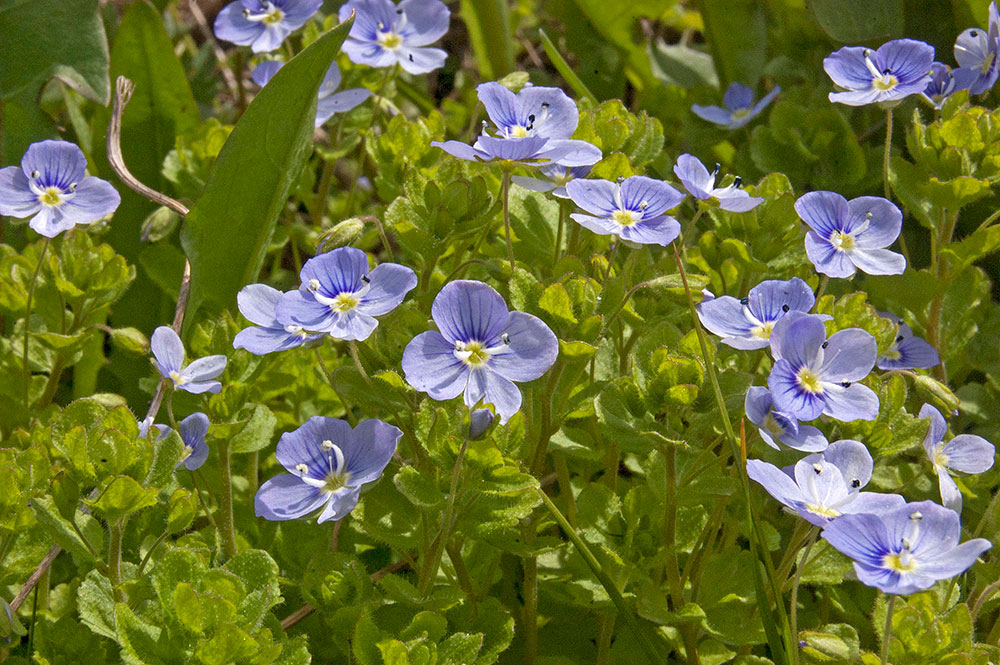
883, 346, 901, 360
511, 126, 529, 138
380, 32, 402, 50
612, 210, 638, 227
805, 504, 841, 519
331, 293, 359, 313
752, 321, 775, 340
731, 108, 750, 120
169, 370, 188, 386
262, 7, 284, 24
37, 187, 64, 207
796, 368, 823, 394
323, 471, 351, 493
883, 552, 917, 572
461, 342, 490, 367
932, 445, 950, 468
872, 74, 899, 91
762, 413, 785, 437
830, 230, 856, 251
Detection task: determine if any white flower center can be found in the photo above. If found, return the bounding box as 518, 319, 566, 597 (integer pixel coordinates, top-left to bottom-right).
243, 2, 285, 24
864, 50, 899, 92
308, 275, 371, 314
297, 440, 352, 493
169, 370, 188, 386
453, 333, 511, 368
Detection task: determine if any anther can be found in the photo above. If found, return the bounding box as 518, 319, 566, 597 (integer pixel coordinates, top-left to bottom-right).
712, 163, 721, 176
812, 464, 823, 474
865, 211, 873, 219
616, 176, 625, 184
501, 332, 510, 345
541, 102, 549, 110
361, 274, 371, 284
782, 304, 790, 312
295, 463, 309, 474
377, 21, 384, 29
910, 511, 923, 522
822, 341, 829, 349
409, 54, 414, 62
639, 200, 649, 210
971, 30, 979, 36
896, 335, 904, 342
308, 278, 321, 291
841, 381, 851, 388
69, 182, 77, 192
528, 114, 535, 123
901, 537, 912, 550
30, 170, 39, 179
243, 8, 251, 16
740, 296, 749, 305
732, 176, 742, 188
321, 439, 334, 451
851, 479, 861, 488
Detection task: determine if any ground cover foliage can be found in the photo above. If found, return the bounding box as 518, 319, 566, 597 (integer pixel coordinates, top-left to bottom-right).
1, 0, 1000, 664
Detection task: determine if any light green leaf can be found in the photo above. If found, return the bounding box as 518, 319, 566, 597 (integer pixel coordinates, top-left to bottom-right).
85, 475, 158, 522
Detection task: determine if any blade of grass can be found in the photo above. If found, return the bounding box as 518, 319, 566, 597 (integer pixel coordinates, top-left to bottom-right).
537, 489, 672, 663
538, 28, 598, 106
671, 244, 793, 665
460, 0, 513, 81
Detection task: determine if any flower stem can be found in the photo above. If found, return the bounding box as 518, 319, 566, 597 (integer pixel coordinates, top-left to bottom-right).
881, 594, 897, 665
502, 169, 515, 275
22, 237, 50, 408
348, 340, 371, 384
216, 439, 238, 561
883, 108, 910, 262
554, 200, 566, 265
790, 528, 818, 665
108, 517, 125, 602
815, 275, 829, 301
418, 435, 470, 597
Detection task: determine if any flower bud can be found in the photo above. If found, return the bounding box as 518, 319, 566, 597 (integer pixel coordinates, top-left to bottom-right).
469, 409, 494, 440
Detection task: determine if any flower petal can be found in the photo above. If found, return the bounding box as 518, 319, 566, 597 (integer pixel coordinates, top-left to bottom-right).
397, 46, 447, 74
430, 280, 509, 344
431, 140, 484, 162
464, 368, 523, 423
744, 386, 773, 426
478, 82, 520, 131
237, 284, 282, 327
565, 178, 619, 216
317, 487, 362, 523
822, 439, 873, 488
819, 328, 877, 382
747, 277, 815, 324
821, 512, 892, 567
356, 262, 417, 316
569, 213, 618, 236
619, 215, 681, 246
769, 358, 825, 421
848, 196, 901, 248
254, 474, 327, 521
848, 248, 906, 276
181, 355, 227, 383
805, 232, 856, 278
214, 2, 266, 46
746, 458, 806, 510
620, 176, 685, 217
942, 435, 996, 473
251, 60, 283, 87
398, 0, 450, 46
723, 82, 755, 110
516, 85, 580, 139
401, 330, 469, 400
487, 311, 558, 382
346, 418, 401, 484
690, 104, 734, 127
769, 312, 825, 366
300, 246, 368, 296
0, 166, 41, 218
672, 154, 714, 199
277, 416, 355, 477
820, 382, 880, 421
316, 88, 371, 125
21, 140, 87, 188
151, 326, 184, 375
698, 295, 756, 340
795, 190, 848, 237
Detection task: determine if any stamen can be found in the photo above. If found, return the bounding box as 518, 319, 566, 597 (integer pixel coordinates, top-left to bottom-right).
782, 304, 790, 312
295, 463, 309, 474
308, 279, 321, 291
30, 170, 40, 179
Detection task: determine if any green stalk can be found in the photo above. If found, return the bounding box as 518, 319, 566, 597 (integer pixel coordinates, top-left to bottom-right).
108, 518, 125, 602
881, 595, 897, 665
502, 169, 515, 275
537, 489, 668, 663
671, 244, 792, 665
418, 436, 470, 596
790, 528, 818, 665
216, 439, 238, 560
22, 238, 50, 408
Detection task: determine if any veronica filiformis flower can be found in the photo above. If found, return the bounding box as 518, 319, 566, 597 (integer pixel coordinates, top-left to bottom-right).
432, 82, 601, 167
0, 140, 120, 238
795, 191, 905, 278
691, 81, 781, 130
920, 404, 995, 514
338, 0, 450, 74
151, 327, 227, 395
401, 280, 558, 423
276, 247, 417, 342
823, 39, 935, 106
214, 0, 322, 53
747, 439, 904, 525
697, 277, 816, 350
767, 313, 880, 422
875, 311, 939, 370
744, 386, 828, 452
512, 164, 592, 199
564, 175, 685, 246
251, 60, 371, 127
255, 417, 401, 522
953, 2, 1000, 95
672, 154, 763, 212
920, 62, 978, 109
822, 500, 992, 594
234, 284, 325, 355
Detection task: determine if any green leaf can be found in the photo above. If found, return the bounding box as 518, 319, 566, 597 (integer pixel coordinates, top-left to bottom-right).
229, 403, 277, 454
394, 466, 445, 508
143, 429, 184, 489
459, 0, 513, 80
807, 0, 904, 42
0, 0, 108, 101
30, 496, 98, 563
78, 570, 116, 640
649, 40, 719, 89
85, 475, 158, 522
698, 0, 766, 88
539, 28, 597, 105
181, 17, 354, 314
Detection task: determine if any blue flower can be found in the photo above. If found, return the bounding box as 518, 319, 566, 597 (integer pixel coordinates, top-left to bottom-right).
512, 164, 592, 199
0, 140, 120, 238
921, 404, 995, 514
401, 280, 559, 423
697, 277, 816, 350
747, 439, 904, 526
432, 82, 602, 167
251, 60, 371, 127
276, 247, 417, 341
822, 500, 992, 595
564, 176, 685, 246
338, 0, 450, 75
767, 313, 879, 422
255, 417, 401, 523
920, 62, 978, 109
214, 0, 322, 53
691, 82, 781, 130
151, 326, 227, 395
954, 2, 1000, 95
672, 154, 763, 212
744, 386, 828, 452
152, 413, 211, 471
824, 39, 935, 106
875, 311, 939, 371
795, 191, 905, 278
234, 284, 326, 355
